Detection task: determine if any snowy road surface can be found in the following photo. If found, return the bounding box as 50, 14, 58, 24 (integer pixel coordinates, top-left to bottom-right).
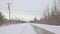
0, 23, 37, 34
0, 23, 60, 34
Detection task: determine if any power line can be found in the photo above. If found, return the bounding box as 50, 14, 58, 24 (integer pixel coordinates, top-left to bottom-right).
0, 4, 7, 11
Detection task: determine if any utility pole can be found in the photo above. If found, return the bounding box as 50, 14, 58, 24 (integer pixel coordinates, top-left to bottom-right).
54, 0, 57, 15
47, 5, 49, 19
47, 0, 49, 19
7, 3, 11, 23
7, 3, 11, 20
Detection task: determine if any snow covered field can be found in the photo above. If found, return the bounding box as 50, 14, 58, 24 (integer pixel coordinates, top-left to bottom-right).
0, 23, 60, 34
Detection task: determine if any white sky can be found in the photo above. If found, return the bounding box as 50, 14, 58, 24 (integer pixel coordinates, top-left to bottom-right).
0, 0, 54, 21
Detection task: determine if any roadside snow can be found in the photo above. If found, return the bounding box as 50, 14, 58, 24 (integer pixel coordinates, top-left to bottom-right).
31, 23, 60, 34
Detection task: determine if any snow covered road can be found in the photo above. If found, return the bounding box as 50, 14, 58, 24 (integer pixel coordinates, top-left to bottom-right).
0, 23, 37, 34
0, 23, 60, 34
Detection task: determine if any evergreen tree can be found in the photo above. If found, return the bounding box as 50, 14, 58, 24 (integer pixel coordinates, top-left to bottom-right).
0, 12, 4, 25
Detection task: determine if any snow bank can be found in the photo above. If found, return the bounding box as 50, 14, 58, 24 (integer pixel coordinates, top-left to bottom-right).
31, 23, 60, 34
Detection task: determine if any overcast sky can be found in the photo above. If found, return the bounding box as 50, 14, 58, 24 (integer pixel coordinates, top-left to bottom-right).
0, 0, 54, 21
